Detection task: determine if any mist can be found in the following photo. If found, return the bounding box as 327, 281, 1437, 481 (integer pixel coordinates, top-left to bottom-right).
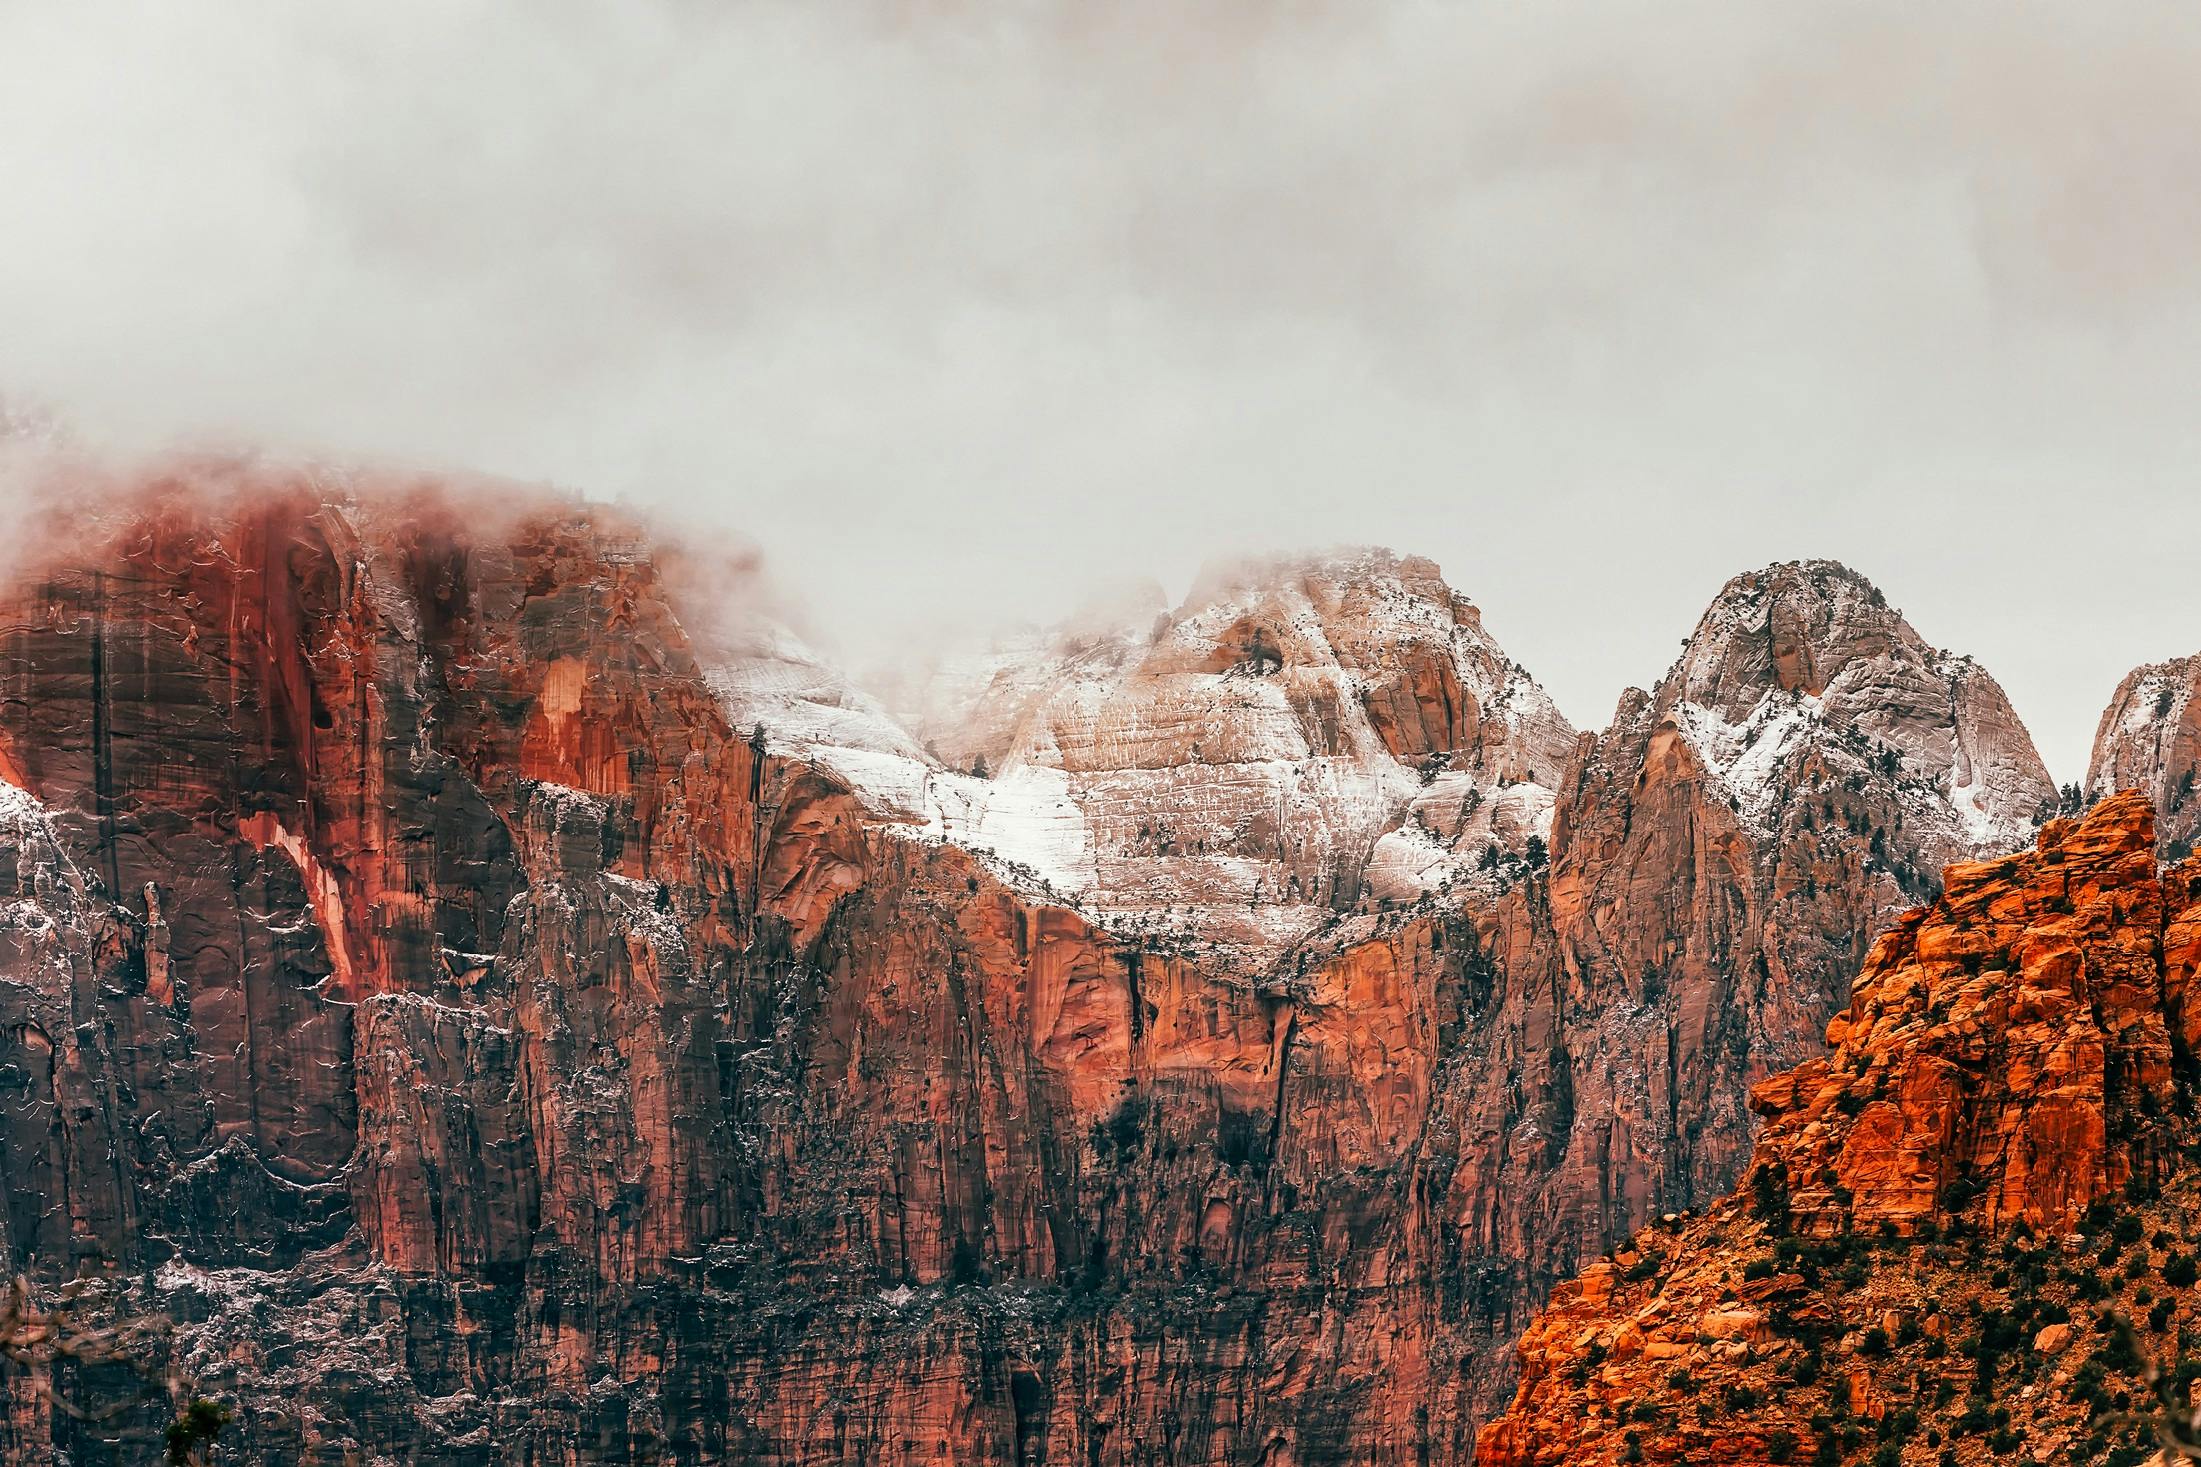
4, 1, 2200, 780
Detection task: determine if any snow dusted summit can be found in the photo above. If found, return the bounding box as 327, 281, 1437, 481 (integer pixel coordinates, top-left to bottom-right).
717, 548, 1577, 966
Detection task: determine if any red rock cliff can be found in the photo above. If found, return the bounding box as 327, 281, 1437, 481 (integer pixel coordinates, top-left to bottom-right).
0, 470, 1521, 1463
0, 475, 2063, 1464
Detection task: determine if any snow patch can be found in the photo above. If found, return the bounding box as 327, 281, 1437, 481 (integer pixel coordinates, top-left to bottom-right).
0, 775, 49, 829
1669, 692, 1826, 826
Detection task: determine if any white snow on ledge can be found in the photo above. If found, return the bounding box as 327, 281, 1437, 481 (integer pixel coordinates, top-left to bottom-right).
0, 775, 50, 827
1669, 692, 1827, 828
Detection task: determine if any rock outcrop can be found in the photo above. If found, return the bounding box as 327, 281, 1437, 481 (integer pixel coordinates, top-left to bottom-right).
1477, 791, 2201, 1466
2090, 653, 2201, 860
1681, 563, 2049, 852
0, 473, 2064, 1466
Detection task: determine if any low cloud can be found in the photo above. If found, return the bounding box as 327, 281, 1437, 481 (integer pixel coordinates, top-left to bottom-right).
3, 1, 2199, 777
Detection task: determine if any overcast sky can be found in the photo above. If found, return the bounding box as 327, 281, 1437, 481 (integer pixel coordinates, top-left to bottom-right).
4, 1, 2199, 780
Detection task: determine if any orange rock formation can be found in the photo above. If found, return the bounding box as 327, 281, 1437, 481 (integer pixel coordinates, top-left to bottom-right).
1479, 791, 2201, 1466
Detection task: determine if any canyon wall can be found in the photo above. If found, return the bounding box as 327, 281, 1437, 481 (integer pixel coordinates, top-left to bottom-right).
0, 473, 2059, 1463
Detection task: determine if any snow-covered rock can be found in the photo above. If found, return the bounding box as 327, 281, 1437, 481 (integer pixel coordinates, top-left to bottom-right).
1657, 559, 2053, 867
704, 619, 939, 815
2088, 652, 2201, 858
870, 548, 1578, 963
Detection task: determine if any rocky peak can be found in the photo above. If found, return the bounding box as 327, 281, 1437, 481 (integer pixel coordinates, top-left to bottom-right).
1432, 562, 2061, 1397
1669, 559, 1903, 712
856, 545, 1577, 963
1649, 559, 2054, 860
2089, 652, 2201, 860
1165, 546, 1575, 781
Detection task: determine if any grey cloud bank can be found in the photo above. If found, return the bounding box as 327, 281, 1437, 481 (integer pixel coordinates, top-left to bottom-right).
3, 0, 2198, 779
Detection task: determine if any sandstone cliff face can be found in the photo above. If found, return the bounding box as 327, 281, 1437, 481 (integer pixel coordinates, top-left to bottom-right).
2090, 653, 2201, 860
1477, 792, 2201, 1467
0, 477, 2063, 1466
0, 473, 1524, 1464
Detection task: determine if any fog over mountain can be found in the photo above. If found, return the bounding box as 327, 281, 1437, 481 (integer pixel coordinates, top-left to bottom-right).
6, 1, 2201, 777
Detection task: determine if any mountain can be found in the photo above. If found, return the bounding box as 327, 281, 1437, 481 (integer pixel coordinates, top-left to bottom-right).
1652, 560, 2052, 859
867, 547, 1580, 963
1476, 791, 2201, 1467
1361, 557, 2062, 1424
2090, 653, 2201, 861
0, 472, 1535, 1464
0, 470, 2065, 1466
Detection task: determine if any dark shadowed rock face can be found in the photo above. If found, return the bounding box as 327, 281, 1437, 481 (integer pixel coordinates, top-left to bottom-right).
0, 480, 2053, 1465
